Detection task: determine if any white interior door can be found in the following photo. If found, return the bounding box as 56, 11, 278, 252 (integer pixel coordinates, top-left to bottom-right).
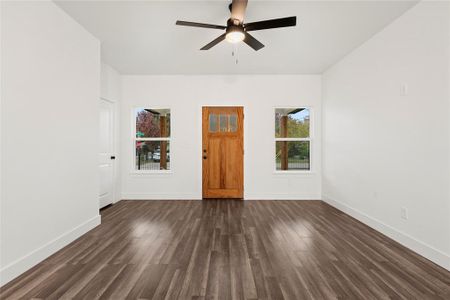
99, 99, 114, 208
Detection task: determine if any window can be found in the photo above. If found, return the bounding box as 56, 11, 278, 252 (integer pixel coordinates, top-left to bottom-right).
275, 108, 311, 171
134, 108, 171, 171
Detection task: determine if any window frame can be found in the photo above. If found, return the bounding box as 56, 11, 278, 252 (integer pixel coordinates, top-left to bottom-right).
131, 107, 172, 174
273, 106, 313, 174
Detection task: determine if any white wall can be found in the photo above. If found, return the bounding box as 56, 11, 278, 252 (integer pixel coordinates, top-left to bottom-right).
322, 1, 450, 270
121, 75, 321, 200
101, 62, 121, 203
1, 1, 100, 285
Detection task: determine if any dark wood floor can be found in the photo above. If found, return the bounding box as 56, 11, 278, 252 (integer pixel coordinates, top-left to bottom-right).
1, 200, 449, 299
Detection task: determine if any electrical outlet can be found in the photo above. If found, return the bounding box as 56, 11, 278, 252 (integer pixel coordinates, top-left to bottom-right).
401, 207, 408, 220
401, 83, 409, 96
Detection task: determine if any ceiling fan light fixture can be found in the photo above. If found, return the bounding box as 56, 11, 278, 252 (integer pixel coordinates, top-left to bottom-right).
176, 0, 297, 51
226, 30, 245, 43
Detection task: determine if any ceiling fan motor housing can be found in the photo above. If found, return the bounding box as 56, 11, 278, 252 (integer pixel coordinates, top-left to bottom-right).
226, 19, 245, 34
227, 18, 243, 28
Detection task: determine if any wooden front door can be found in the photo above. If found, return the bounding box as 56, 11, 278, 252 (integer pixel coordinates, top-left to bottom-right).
202, 107, 244, 199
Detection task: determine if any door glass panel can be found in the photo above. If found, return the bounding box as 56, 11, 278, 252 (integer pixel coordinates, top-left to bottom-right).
220, 114, 228, 132
209, 114, 218, 132
229, 114, 237, 132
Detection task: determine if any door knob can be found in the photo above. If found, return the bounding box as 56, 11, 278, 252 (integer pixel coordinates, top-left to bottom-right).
110, 156, 116, 160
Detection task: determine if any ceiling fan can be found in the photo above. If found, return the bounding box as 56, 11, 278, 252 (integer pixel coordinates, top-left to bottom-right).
175, 0, 297, 51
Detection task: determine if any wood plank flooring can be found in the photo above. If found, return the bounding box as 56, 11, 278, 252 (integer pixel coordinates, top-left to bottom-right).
1, 200, 449, 299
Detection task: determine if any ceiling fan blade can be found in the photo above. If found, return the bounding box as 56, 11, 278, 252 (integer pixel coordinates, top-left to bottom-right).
244, 16, 297, 31
231, 0, 248, 23
200, 33, 227, 50
176, 20, 226, 30
243, 32, 264, 51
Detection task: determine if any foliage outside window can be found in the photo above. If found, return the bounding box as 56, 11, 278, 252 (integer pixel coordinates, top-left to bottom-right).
134, 108, 171, 171
275, 108, 311, 171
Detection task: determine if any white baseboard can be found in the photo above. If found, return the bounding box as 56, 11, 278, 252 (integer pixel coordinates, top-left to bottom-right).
322, 195, 450, 271
122, 193, 321, 201
0, 215, 101, 287
245, 193, 320, 200
122, 193, 201, 200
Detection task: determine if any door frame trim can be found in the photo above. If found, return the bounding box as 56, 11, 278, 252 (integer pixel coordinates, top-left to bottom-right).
199, 105, 245, 199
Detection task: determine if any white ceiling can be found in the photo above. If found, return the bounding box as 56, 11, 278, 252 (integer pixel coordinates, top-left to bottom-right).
55, 1, 418, 74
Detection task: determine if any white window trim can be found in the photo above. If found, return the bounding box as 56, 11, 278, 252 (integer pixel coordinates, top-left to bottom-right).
132, 107, 172, 174
273, 106, 313, 173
